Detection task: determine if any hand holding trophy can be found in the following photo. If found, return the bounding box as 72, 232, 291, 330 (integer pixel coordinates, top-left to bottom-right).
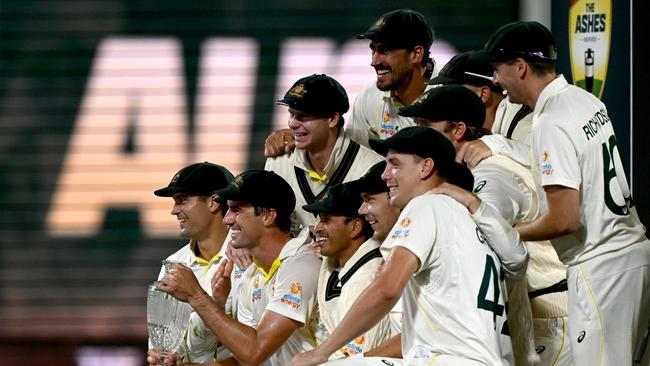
147, 261, 192, 364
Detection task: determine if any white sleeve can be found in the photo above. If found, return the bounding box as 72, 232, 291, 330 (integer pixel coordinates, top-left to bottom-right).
471, 201, 528, 279
266, 253, 320, 324
472, 165, 530, 225
480, 134, 531, 168
346, 87, 374, 147
533, 120, 581, 189
382, 197, 437, 274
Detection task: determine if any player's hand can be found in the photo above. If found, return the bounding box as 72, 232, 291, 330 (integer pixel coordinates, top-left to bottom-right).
264, 128, 295, 157
225, 242, 253, 269
458, 139, 491, 169
211, 258, 234, 308
428, 182, 481, 214
286, 349, 329, 366
157, 264, 202, 303
147, 349, 182, 366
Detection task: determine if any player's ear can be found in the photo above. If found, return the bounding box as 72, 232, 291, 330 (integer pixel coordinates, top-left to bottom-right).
262, 207, 278, 227
327, 112, 340, 129
411, 45, 425, 64
350, 217, 364, 238
453, 122, 467, 141
420, 157, 435, 178
208, 194, 221, 213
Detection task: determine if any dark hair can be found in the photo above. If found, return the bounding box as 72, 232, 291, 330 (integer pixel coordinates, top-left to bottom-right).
254, 205, 292, 232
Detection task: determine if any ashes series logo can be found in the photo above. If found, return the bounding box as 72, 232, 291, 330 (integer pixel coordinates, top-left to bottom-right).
569, 0, 611, 99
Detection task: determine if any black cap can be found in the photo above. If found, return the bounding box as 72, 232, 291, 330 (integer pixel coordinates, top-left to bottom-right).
154, 162, 234, 197
399, 85, 486, 128
369, 126, 473, 186
277, 74, 349, 117
473, 21, 557, 63
303, 183, 363, 218
348, 161, 388, 194
357, 9, 434, 50
215, 170, 296, 217
427, 51, 500, 90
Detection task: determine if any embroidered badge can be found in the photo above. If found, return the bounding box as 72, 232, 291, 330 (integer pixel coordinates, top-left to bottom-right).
541, 151, 553, 176
400, 218, 411, 228
289, 83, 307, 98
251, 277, 262, 302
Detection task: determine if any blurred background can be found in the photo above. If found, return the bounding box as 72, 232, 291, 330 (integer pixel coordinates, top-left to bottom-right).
0, 0, 645, 365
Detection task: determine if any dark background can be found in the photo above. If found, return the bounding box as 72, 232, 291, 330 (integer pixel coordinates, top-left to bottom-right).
1, 1, 643, 365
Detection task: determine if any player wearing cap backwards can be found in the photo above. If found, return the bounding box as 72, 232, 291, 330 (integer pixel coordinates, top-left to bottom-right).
401, 85, 571, 366
474, 21, 650, 365
148, 162, 234, 364
157, 170, 321, 366
263, 9, 434, 157
288, 126, 527, 366
265, 74, 381, 229
302, 183, 392, 360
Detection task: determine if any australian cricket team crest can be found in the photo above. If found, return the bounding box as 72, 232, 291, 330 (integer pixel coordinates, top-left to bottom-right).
569, 0, 612, 99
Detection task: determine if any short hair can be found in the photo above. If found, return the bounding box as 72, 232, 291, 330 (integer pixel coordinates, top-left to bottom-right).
254, 205, 292, 232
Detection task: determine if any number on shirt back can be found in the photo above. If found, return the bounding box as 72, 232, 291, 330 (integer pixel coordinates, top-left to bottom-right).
477, 254, 508, 334
602, 134, 634, 215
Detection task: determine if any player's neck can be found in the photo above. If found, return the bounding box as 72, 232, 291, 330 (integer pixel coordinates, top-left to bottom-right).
306, 129, 339, 176
194, 221, 229, 261
251, 230, 291, 272
527, 73, 558, 109
393, 72, 427, 106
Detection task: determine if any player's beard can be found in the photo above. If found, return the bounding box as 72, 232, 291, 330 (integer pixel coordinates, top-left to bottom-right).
376, 62, 413, 92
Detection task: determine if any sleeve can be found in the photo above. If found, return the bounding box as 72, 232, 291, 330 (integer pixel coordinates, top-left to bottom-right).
472, 165, 530, 225
471, 201, 528, 279
340, 275, 392, 355
346, 87, 373, 146
533, 120, 581, 190
480, 134, 531, 168
266, 253, 320, 324
382, 197, 437, 275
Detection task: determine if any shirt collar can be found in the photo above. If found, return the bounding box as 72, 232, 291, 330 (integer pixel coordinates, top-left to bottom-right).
533, 74, 569, 120
338, 238, 381, 279
291, 129, 348, 179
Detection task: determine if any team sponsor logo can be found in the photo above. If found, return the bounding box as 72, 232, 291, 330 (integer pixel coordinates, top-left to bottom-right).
344, 336, 365, 355
380, 112, 399, 137
281, 282, 303, 309
390, 228, 410, 239
569, 0, 612, 99
473, 180, 486, 193
250, 277, 262, 302
577, 330, 586, 343
381, 360, 394, 366
400, 217, 411, 228
541, 150, 553, 176
233, 267, 246, 280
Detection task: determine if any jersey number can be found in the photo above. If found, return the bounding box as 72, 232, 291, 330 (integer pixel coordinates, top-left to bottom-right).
477, 255, 504, 324
602, 135, 633, 215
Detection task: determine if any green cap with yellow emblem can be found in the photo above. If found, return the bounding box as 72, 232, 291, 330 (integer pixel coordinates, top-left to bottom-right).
154, 162, 234, 197
277, 74, 349, 117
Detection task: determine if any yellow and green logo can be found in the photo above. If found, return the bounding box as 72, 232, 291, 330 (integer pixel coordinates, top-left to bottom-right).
569, 0, 612, 99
